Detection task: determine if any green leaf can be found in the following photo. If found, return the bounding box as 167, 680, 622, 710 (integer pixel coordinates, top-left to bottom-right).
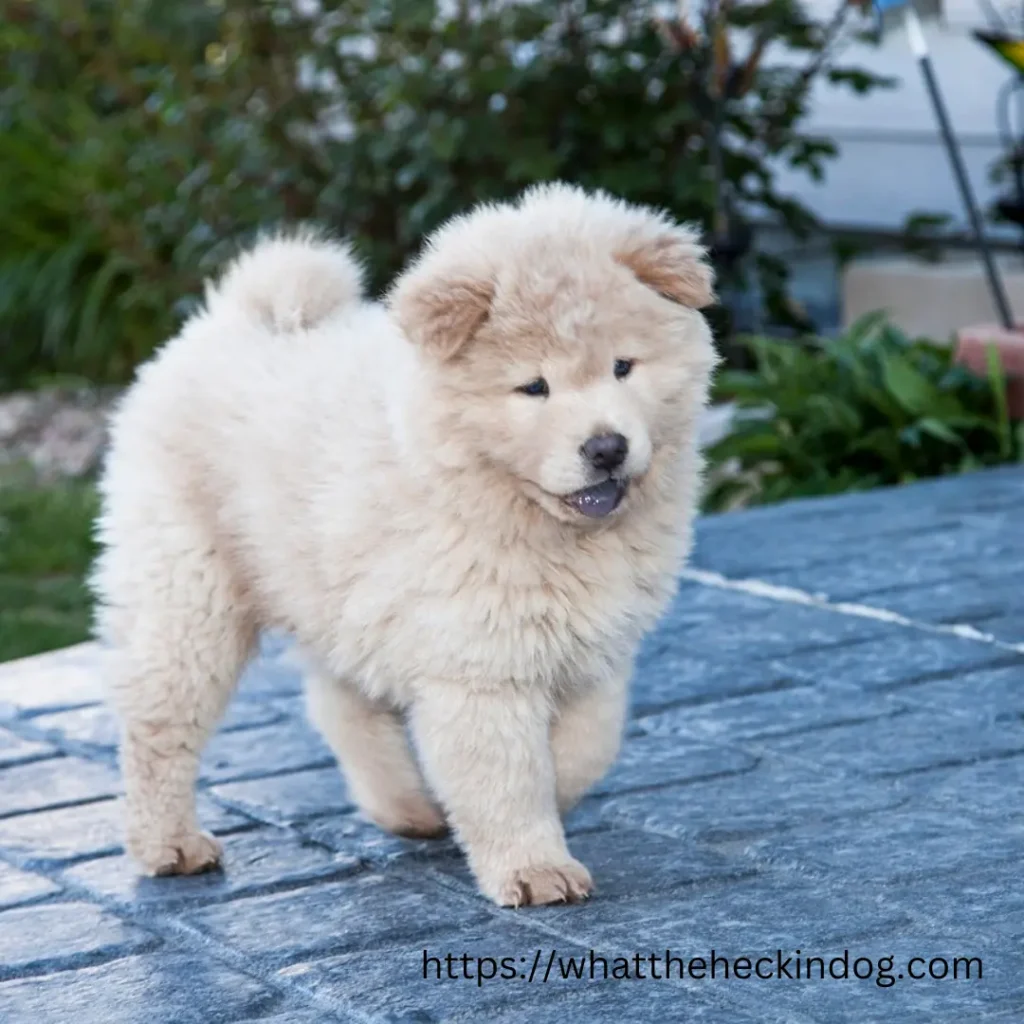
879, 350, 940, 416
843, 310, 889, 347
984, 344, 1013, 459
917, 417, 966, 448
708, 427, 784, 462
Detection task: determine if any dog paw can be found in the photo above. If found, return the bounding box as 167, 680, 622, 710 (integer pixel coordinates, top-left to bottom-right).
129, 830, 223, 877
488, 858, 593, 908
363, 796, 449, 840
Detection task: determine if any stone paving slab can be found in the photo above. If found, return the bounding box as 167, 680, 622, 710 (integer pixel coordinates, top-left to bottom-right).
0, 468, 1021, 1022
0, 795, 250, 869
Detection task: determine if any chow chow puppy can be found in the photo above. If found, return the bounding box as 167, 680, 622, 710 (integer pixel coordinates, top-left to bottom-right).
92, 184, 717, 907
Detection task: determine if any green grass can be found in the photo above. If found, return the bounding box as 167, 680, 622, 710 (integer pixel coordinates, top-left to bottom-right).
0, 474, 97, 662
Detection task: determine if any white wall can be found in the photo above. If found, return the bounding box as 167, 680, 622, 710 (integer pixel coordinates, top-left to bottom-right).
774, 2, 1021, 232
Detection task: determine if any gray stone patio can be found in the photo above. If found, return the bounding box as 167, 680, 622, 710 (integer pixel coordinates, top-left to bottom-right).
0, 468, 1022, 1023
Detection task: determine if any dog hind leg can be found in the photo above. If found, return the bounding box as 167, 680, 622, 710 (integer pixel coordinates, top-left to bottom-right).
99, 541, 255, 876
551, 672, 629, 814
305, 669, 446, 838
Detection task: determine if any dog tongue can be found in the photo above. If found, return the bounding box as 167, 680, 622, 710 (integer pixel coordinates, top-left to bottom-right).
568, 479, 624, 518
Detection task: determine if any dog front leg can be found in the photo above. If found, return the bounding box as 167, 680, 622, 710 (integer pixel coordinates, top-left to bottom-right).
410, 684, 592, 907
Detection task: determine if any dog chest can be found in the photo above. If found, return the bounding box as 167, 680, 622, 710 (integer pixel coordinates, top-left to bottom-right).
321, 538, 670, 695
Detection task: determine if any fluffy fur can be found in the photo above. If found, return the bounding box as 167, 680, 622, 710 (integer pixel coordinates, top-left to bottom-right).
92, 184, 717, 906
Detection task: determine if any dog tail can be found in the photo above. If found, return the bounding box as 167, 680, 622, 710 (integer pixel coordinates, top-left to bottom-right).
205, 229, 365, 333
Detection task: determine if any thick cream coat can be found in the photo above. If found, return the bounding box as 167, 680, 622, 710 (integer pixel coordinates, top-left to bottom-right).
92, 185, 716, 905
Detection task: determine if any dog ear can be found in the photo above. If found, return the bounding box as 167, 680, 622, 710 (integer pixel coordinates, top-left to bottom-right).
390, 273, 495, 361
615, 227, 715, 309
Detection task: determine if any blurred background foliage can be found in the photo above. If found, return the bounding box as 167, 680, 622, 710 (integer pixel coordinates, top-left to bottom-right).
0, 0, 890, 385
0, 467, 97, 660
706, 315, 1024, 511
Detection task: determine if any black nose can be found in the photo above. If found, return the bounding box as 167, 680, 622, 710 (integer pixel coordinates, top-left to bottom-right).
581, 432, 628, 471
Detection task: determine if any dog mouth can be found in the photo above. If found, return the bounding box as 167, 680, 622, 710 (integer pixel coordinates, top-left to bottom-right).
561, 477, 629, 519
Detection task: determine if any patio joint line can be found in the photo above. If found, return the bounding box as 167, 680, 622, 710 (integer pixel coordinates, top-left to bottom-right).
680, 568, 1024, 655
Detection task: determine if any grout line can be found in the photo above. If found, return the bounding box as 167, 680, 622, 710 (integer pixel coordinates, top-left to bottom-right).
680, 568, 1024, 656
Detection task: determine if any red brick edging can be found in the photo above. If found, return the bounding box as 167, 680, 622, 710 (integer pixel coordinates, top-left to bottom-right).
955, 324, 1024, 419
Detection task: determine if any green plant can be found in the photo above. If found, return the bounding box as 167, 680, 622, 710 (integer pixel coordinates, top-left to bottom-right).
0, 0, 890, 385
705, 314, 1024, 511
0, 0, 309, 383
0, 471, 98, 661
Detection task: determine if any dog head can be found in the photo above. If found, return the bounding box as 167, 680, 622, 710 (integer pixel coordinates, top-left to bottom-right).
388, 184, 718, 525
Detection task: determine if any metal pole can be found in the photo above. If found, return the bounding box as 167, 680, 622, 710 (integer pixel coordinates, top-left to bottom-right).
905, 6, 1015, 329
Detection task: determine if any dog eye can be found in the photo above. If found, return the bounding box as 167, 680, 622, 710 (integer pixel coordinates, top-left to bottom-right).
516, 377, 549, 397
614, 358, 635, 380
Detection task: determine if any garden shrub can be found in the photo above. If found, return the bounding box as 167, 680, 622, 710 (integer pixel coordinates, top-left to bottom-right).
705, 313, 1024, 511
0, 0, 888, 384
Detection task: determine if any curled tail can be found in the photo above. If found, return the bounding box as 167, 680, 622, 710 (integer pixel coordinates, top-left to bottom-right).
205, 229, 364, 332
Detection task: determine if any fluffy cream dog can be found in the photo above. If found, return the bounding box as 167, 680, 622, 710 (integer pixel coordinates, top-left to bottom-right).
92, 184, 717, 907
